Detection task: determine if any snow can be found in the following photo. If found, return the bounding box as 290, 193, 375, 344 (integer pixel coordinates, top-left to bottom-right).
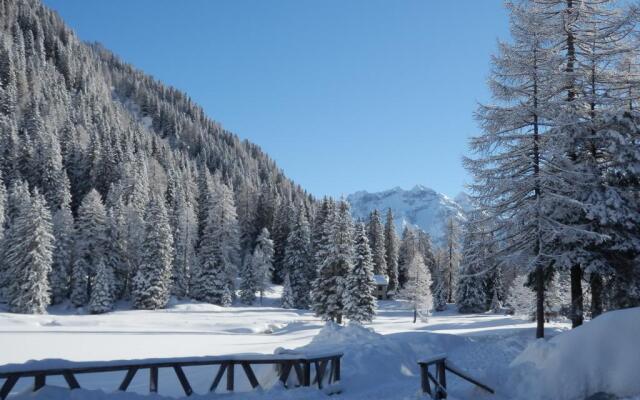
347, 185, 466, 245
1, 289, 636, 400
508, 307, 640, 400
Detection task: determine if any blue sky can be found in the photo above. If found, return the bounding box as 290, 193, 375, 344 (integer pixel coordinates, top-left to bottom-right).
43, 0, 509, 199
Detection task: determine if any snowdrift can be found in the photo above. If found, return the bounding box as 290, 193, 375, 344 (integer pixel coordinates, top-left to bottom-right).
508, 307, 640, 400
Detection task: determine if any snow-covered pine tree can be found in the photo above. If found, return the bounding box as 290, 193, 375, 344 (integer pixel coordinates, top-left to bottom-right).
367, 209, 387, 275
465, 1, 569, 338
5, 188, 53, 314
384, 208, 399, 293
89, 259, 113, 314
403, 253, 432, 323
344, 223, 376, 323
311, 197, 335, 282
442, 217, 460, 304
281, 273, 295, 309
49, 199, 74, 304
506, 274, 535, 318
192, 181, 235, 306
252, 228, 274, 304
171, 190, 197, 298
456, 212, 494, 313
212, 178, 241, 296
311, 200, 354, 323
431, 251, 448, 312
72, 189, 108, 305
398, 226, 417, 289
272, 202, 293, 284
283, 207, 312, 309
104, 186, 130, 300
132, 195, 173, 310
239, 253, 258, 305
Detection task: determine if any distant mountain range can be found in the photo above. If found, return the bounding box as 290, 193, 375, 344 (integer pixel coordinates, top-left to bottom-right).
347, 185, 468, 246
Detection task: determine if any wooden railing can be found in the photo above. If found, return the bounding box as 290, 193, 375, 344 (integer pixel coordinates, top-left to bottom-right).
0, 352, 343, 399
418, 354, 494, 399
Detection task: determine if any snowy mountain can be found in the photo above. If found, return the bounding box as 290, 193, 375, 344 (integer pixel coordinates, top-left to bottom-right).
347, 185, 467, 246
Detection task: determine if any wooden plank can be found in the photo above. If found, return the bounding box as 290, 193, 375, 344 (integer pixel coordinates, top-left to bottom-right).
149, 367, 158, 393
279, 362, 292, 387
210, 363, 227, 392
63, 371, 81, 389
226, 362, 234, 392
444, 362, 495, 394
293, 362, 304, 386
333, 357, 341, 382
0, 375, 19, 400
420, 364, 431, 395
426, 370, 446, 398
119, 367, 138, 391
302, 361, 310, 387
173, 366, 193, 396
34, 374, 45, 391
314, 360, 328, 389
241, 362, 260, 389
436, 361, 447, 400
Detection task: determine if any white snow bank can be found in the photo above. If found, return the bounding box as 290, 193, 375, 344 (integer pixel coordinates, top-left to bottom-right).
508, 307, 640, 400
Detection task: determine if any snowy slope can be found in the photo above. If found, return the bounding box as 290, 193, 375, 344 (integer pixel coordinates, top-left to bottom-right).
347, 185, 467, 245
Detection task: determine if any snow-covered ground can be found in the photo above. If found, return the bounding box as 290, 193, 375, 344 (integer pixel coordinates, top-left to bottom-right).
2, 287, 637, 400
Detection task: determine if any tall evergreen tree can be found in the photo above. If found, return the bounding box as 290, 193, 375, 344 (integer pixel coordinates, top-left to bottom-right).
252, 228, 274, 304
49, 200, 74, 304
283, 208, 312, 308
403, 254, 432, 323
5, 188, 53, 314
384, 208, 399, 292
72, 189, 108, 306
311, 200, 353, 323
344, 223, 377, 323
89, 259, 114, 314
281, 273, 295, 309
367, 209, 387, 275
132, 195, 173, 310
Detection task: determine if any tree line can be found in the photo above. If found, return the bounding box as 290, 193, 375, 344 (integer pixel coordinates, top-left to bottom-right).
460, 0, 640, 338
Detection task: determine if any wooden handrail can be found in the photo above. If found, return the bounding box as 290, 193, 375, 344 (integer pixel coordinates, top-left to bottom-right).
418, 355, 494, 399
0, 352, 343, 399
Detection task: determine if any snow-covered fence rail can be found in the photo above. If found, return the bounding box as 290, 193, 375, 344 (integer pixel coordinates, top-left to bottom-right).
0, 352, 343, 398
418, 354, 494, 399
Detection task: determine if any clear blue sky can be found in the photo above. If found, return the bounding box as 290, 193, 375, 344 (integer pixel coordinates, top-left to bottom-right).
43, 0, 509, 199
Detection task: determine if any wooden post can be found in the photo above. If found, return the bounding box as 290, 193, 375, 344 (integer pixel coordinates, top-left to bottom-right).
119, 367, 138, 391
302, 361, 311, 387
173, 366, 193, 396
210, 363, 227, 392
149, 367, 158, 393
420, 364, 431, 395
333, 357, 341, 382
241, 362, 259, 389
63, 371, 81, 390
437, 360, 447, 399
279, 362, 292, 387
0, 375, 19, 400
34, 374, 45, 391
226, 362, 234, 392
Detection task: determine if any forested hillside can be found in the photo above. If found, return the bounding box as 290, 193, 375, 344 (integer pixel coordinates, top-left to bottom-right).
0, 0, 314, 312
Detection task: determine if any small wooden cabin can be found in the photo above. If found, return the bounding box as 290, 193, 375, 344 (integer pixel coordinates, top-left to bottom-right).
373, 275, 390, 300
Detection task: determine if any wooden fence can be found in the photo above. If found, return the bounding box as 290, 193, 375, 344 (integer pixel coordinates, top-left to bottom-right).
418, 354, 494, 399
0, 352, 342, 399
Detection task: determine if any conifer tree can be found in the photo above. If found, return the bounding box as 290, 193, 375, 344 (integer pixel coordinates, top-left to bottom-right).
252, 228, 274, 304
171, 191, 197, 298
281, 273, 295, 309
73, 189, 108, 304
132, 195, 173, 310
344, 223, 377, 323
311, 197, 334, 281
398, 226, 417, 289
49, 201, 74, 304
89, 259, 114, 314
272, 202, 293, 283
367, 209, 387, 275
5, 188, 53, 314
384, 209, 399, 292
403, 254, 432, 323
239, 253, 258, 305
311, 200, 353, 323
283, 208, 312, 308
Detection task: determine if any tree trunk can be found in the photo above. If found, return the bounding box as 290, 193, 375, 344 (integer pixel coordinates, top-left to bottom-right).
535, 264, 545, 339
590, 272, 603, 318
413, 308, 417, 324
336, 314, 342, 325
570, 264, 583, 328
